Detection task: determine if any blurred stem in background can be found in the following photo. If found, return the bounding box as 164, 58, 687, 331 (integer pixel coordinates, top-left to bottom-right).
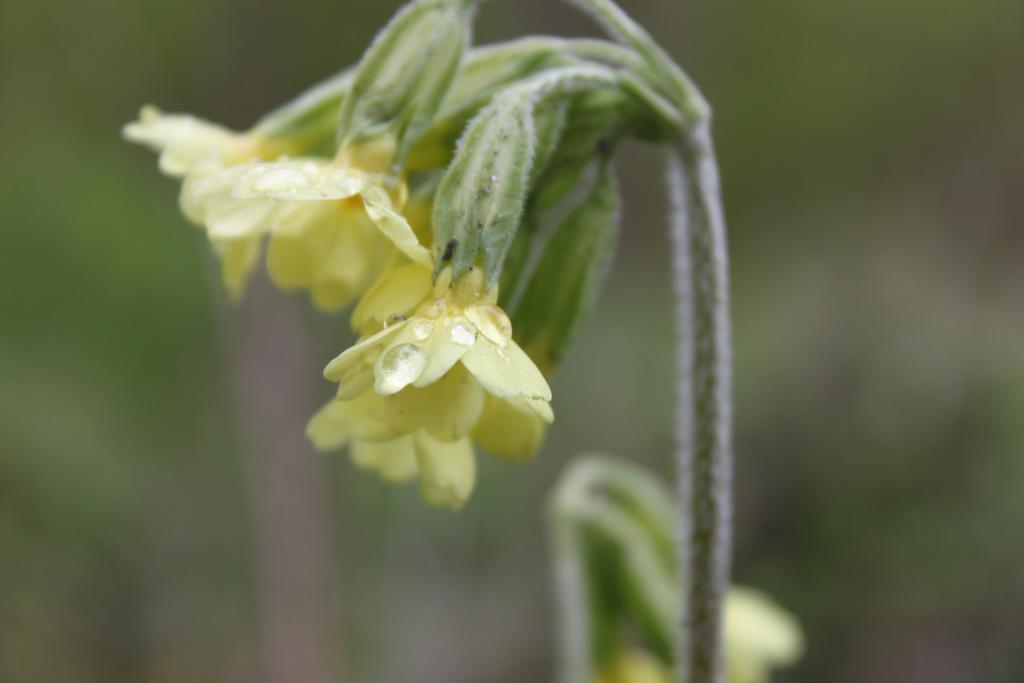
219, 280, 340, 683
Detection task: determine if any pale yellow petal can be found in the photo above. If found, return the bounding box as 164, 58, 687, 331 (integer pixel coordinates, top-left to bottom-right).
179, 163, 232, 225
205, 195, 277, 240
460, 338, 552, 402
412, 432, 475, 510
524, 395, 554, 423
324, 323, 405, 385
413, 317, 475, 388
123, 105, 240, 177
464, 304, 512, 347
359, 184, 432, 265
351, 262, 433, 335
473, 395, 547, 461
311, 207, 388, 311
213, 235, 261, 300
393, 364, 485, 442
306, 400, 353, 451
336, 377, 482, 445
334, 364, 375, 402
265, 202, 328, 289
266, 231, 315, 289
351, 436, 418, 483
726, 587, 804, 683
316, 390, 409, 444
232, 159, 367, 201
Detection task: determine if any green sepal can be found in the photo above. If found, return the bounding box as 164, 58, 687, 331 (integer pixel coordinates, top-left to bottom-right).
432, 65, 628, 287
431, 93, 536, 283
497, 213, 537, 309
513, 163, 620, 371
336, 0, 479, 170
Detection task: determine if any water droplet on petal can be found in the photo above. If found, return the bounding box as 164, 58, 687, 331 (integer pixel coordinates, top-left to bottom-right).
253, 167, 308, 193
412, 321, 435, 341
379, 343, 426, 392
450, 321, 477, 346
468, 305, 512, 346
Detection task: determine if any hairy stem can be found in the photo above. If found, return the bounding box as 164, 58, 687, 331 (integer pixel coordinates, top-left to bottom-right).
666, 122, 733, 683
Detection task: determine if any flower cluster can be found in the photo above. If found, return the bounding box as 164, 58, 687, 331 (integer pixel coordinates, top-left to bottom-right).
127, 98, 550, 508
124, 0, 675, 509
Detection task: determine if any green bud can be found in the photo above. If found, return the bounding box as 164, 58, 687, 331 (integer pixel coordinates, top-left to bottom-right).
550, 457, 805, 683
549, 457, 679, 679
336, 0, 479, 171
432, 65, 624, 286
431, 92, 535, 283
514, 164, 620, 371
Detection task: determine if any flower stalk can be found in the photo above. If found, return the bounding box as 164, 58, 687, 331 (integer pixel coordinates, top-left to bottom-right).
560, 1, 735, 680
667, 123, 733, 683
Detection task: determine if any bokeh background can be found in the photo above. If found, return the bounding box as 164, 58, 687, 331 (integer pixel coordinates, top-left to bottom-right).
2, 0, 1022, 681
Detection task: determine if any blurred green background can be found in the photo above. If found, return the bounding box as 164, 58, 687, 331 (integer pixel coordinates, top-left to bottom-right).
2, 0, 1023, 681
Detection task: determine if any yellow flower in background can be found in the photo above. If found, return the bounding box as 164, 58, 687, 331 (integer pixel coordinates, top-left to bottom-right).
308, 264, 553, 509
595, 651, 671, 683
592, 588, 803, 683
725, 587, 803, 683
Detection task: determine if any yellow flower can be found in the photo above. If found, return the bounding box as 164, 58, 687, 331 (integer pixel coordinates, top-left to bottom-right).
125, 106, 429, 306
180, 153, 430, 306
594, 651, 671, 683
308, 264, 553, 509
725, 587, 803, 683
592, 588, 803, 683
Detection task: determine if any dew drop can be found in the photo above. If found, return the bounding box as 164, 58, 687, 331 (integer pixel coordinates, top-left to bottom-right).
379, 343, 426, 392
253, 167, 308, 193
469, 305, 512, 346
412, 321, 435, 341
450, 321, 477, 346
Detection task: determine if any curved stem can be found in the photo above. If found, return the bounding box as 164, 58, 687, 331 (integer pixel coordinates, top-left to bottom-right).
666, 123, 733, 683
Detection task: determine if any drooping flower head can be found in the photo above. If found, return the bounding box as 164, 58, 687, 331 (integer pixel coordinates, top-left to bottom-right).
124, 105, 429, 307
308, 263, 552, 509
